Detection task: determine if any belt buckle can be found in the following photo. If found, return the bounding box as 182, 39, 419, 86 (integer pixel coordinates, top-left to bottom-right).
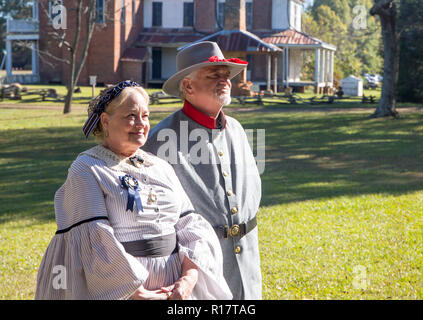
222, 224, 243, 239
230, 224, 240, 237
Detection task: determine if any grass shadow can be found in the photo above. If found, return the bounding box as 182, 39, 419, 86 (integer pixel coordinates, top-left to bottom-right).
229, 110, 423, 207
0, 113, 166, 225
1, 109, 422, 224
0, 125, 96, 224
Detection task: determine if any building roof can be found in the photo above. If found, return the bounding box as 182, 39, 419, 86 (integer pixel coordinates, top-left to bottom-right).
133, 27, 335, 53
120, 47, 150, 62
190, 29, 282, 53
134, 28, 206, 47
259, 28, 336, 51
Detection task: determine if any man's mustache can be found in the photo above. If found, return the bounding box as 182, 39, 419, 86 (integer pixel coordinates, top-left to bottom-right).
215, 86, 230, 94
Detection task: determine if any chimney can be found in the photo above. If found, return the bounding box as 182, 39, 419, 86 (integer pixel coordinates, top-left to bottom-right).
224, 0, 246, 31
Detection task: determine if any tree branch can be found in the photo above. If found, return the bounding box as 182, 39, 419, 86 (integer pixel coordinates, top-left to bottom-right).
72, 0, 97, 88
370, 0, 394, 17
15, 40, 70, 65
66, 0, 83, 87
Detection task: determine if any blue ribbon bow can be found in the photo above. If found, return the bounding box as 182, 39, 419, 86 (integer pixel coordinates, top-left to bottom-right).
119, 174, 143, 213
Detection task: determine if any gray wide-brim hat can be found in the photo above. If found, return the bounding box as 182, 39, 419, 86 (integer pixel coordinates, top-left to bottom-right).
163, 41, 248, 97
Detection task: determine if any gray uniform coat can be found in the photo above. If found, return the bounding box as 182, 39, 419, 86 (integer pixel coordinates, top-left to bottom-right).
143, 108, 262, 299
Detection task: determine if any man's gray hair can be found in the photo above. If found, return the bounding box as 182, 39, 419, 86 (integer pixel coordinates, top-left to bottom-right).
178, 70, 198, 99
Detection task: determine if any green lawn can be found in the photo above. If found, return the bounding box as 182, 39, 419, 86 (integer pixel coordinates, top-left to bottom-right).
236, 110, 423, 299
1, 83, 384, 108
0, 102, 422, 299
0, 84, 167, 106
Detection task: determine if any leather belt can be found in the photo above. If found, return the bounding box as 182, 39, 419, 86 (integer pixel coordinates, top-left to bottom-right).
213, 216, 257, 239
120, 233, 178, 258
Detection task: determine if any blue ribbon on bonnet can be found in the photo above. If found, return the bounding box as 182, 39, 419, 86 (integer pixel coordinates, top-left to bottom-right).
119, 174, 143, 213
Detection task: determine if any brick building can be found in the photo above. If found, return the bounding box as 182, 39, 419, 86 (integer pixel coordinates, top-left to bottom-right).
36, 0, 147, 87
5, 0, 335, 92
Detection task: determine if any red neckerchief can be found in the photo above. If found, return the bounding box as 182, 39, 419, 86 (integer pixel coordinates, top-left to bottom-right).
182, 100, 227, 130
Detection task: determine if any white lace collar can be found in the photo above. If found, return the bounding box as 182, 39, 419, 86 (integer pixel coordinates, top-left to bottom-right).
81, 145, 155, 172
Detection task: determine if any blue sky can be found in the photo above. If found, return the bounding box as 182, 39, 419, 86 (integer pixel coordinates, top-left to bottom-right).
304, 0, 314, 9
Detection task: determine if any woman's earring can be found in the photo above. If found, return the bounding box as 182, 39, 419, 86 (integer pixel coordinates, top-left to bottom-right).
104, 129, 109, 138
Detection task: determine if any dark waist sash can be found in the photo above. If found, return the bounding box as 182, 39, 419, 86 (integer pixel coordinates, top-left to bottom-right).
120, 233, 178, 258
55, 217, 178, 258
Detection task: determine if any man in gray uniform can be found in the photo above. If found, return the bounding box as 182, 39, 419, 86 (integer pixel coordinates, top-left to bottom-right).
143, 41, 262, 299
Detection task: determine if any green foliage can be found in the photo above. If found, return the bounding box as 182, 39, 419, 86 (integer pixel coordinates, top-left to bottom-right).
312, 0, 352, 23
398, 0, 423, 102
304, 0, 383, 80
349, 0, 384, 75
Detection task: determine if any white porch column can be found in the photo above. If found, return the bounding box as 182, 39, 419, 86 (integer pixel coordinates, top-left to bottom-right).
31, 41, 39, 76
33, 0, 39, 20
314, 48, 320, 89
320, 49, 326, 83
273, 54, 278, 93
326, 49, 330, 83
281, 49, 285, 87
266, 54, 271, 91
6, 39, 12, 77
329, 51, 334, 85
285, 47, 290, 87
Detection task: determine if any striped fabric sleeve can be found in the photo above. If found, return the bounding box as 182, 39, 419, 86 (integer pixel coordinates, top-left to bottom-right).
36, 219, 150, 300
175, 213, 232, 300
46, 158, 150, 299
54, 158, 110, 229
76, 220, 150, 299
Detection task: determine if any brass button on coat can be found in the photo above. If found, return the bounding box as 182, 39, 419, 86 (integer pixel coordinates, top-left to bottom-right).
223, 171, 229, 177
218, 151, 224, 157
227, 190, 233, 196
235, 246, 242, 254
231, 206, 238, 214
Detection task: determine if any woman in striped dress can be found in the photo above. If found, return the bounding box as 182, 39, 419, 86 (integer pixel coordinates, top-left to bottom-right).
35, 81, 232, 300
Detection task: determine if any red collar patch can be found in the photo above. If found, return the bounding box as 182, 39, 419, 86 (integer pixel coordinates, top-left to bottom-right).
182, 100, 227, 130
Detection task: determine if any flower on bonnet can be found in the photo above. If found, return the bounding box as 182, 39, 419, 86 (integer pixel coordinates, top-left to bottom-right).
205, 56, 248, 65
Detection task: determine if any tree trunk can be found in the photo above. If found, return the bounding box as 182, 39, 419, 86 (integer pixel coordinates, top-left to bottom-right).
64, 54, 76, 114
63, 0, 96, 114
63, 84, 74, 114
370, 0, 400, 118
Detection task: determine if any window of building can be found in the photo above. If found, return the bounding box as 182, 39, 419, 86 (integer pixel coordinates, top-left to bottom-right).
121, 0, 126, 24
95, 0, 105, 23
296, 4, 302, 30
152, 47, 162, 79
183, 2, 194, 27
152, 2, 162, 27
246, 1, 252, 29
295, 4, 299, 29
217, 2, 225, 28
132, 0, 136, 24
